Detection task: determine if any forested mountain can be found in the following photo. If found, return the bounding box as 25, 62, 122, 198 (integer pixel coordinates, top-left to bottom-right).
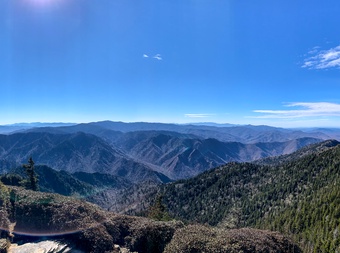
137, 140, 339, 252
1, 165, 130, 198
0, 132, 169, 183
255, 139, 340, 166
113, 131, 322, 179
0, 130, 322, 180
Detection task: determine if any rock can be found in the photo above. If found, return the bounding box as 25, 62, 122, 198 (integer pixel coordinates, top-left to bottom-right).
105, 215, 183, 253
112, 244, 138, 253
3, 186, 183, 253
164, 225, 302, 253
2, 186, 302, 253
7, 240, 83, 253
0, 239, 8, 253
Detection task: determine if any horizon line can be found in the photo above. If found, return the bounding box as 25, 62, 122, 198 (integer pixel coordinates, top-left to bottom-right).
0, 120, 339, 129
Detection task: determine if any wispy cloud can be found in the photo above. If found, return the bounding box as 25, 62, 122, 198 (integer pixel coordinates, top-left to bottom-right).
153, 54, 162, 60
302, 45, 340, 69
252, 102, 340, 119
185, 113, 215, 118
143, 53, 162, 60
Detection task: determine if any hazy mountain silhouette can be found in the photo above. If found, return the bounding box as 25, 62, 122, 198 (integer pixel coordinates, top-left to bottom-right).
6, 120, 338, 143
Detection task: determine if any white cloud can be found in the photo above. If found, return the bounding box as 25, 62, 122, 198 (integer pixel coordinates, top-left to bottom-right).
185, 113, 215, 118
302, 45, 340, 69
307, 46, 320, 55
252, 102, 340, 119
153, 54, 162, 60
143, 53, 162, 60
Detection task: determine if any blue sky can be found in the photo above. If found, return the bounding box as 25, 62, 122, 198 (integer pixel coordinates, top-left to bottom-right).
1, 0, 340, 127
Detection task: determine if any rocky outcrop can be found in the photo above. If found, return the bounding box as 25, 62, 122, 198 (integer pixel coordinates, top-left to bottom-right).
3, 186, 183, 253
164, 225, 302, 253
0, 186, 302, 253
7, 240, 80, 253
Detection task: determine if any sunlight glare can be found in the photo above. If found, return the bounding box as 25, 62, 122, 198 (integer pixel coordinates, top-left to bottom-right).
25, 0, 62, 7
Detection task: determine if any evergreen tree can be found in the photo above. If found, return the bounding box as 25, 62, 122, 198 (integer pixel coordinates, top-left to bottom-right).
147, 195, 171, 221
23, 157, 38, 191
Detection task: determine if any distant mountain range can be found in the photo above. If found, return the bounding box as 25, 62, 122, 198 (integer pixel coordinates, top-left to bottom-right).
0, 122, 75, 134
2, 120, 340, 143
0, 120, 328, 180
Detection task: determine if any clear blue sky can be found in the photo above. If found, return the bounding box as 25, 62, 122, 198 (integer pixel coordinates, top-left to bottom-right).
1, 0, 340, 127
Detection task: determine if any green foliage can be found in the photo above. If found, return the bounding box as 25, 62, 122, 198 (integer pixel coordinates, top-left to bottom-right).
0, 181, 11, 235
0, 173, 23, 187
160, 162, 263, 226
147, 195, 172, 221
256, 146, 340, 252
0, 181, 9, 208
22, 157, 39, 191
155, 144, 340, 252
261, 184, 340, 253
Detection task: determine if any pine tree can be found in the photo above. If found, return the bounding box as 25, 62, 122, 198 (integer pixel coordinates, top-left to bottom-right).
23, 157, 38, 191
147, 195, 171, 221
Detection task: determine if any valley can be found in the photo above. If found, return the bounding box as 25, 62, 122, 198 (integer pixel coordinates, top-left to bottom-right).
0, 121, 330, 180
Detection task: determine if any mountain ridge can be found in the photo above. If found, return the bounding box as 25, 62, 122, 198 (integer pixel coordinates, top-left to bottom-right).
0, 130, 322, 180
2, 120, 339, 143
0, 131, 169, 184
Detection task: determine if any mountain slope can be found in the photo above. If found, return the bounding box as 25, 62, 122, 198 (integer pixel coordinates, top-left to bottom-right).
255, 139, 340, 166
0, 132, 169, 184
114, 131, 322, 179
0, 130, 322, 180
126, 140, 340, 252
2, 165, 130, 198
